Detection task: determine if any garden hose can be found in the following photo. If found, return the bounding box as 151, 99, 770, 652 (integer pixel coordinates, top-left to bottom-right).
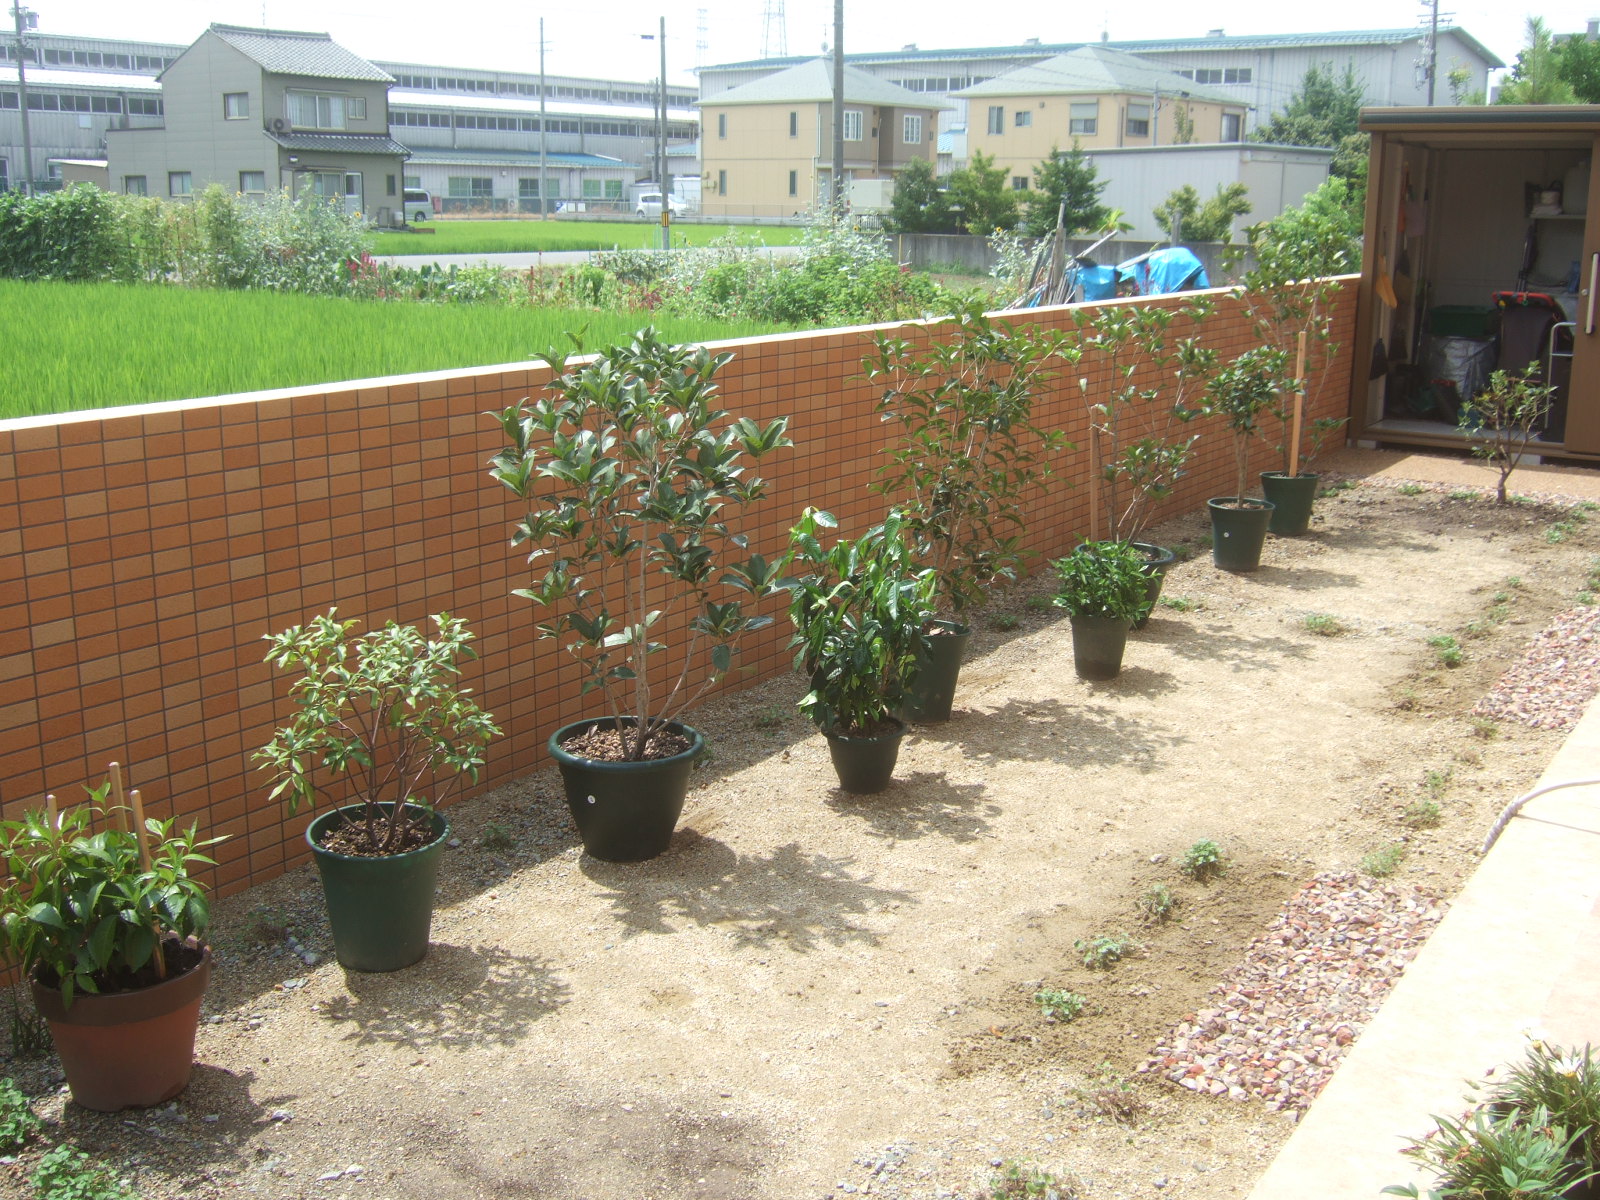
1478, 777, 1600, 856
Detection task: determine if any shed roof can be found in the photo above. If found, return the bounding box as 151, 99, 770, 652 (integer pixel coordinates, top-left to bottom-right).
699, 58, 947, 108
956, 45, 1235, 103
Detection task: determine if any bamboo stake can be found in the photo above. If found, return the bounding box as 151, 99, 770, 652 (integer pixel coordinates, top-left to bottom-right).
1088, 424, 1103, 543
128, 788, 152, 871
108, 761, 130, 833
1288, 331, 1309, 476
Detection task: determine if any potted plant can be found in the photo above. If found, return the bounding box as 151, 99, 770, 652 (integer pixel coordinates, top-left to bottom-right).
782, 508, 938, 793
256, 610, 500, 972
1051, 541, 1151, 680
488, 327, 792, 862
1205, 345, 1290, 572
0, 767, 221, 1111
1077, 299, 1217, 624
863, 302, 1075, 721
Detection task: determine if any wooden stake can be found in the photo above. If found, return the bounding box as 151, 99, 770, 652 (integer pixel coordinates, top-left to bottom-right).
1288, 331, 1309, 476
45, 793, 56, 830
129, 788, 152, 872
1088, 424, 1103, 543
108, 761, 130, 833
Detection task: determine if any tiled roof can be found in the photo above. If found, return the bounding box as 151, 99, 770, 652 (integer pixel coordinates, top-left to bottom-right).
269, 131, 409, 156
699, 58, 948, 108
209, 24, 393, 83
956, 46, 1235, 103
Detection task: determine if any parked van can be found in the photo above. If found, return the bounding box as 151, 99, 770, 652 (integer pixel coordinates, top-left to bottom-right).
402, 189, 433, 222
635, 192, 684, 220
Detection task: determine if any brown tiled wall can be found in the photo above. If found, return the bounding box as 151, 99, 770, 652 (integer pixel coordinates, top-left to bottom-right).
0, 285, 1355, 895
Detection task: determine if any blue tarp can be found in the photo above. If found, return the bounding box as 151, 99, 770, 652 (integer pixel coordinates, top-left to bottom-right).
1116, 248, 1209, 296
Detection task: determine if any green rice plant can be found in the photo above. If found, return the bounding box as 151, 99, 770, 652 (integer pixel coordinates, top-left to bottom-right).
1135, 882, 1177, 923
1402, 800, 1442, 829
1361, 843, 1406, 877
1033, 988, 1087, 1022
1181, 838, 1225, 880
370, 219, 805, 256
1074, 931, 1137, 970
1427, 634, 1463, 668
1304, 612, 1345, 636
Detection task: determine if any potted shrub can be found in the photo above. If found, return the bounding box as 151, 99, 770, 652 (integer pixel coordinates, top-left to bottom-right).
1077, 299, 1217, 624
782, 508, 938, 794
0, 768, 221, 1111
1205, 346, 1290, 572
256, 610, 500, 972
488, 327, 792, 862
1051, 541, 1151, 680
863, 302, 1075, 721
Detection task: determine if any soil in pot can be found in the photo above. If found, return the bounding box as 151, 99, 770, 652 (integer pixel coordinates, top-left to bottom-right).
903, 620, 971, 723
549, 718, 703, 863
823, 717, 906, 794
1208, 498, 1275, 573
1260, 472, 1319, 537
32, 941, 211, 1112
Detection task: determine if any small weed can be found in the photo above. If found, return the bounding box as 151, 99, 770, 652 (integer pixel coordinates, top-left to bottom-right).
1427, 634, 1463, 668
1424, 766, 1453, 798
1319, 478, 1358, 498
1361, 843, 1406, 877
1033, 988, 1087, 1023
1135, 882, 1177, 923
1074, 932, 1137, 970
1579, 559, 1600, 605
479, 822, 514, 852
1402, 800, 1443, 829
7, 992, 49, 1058
30, 1145, 135, 1200
1196, 533, 1214, 550
0, 1078, 40, 1152
1159, 595, 1198, 612
1393, 685, 1419, 711
1025, 596, 1053, 613
1470, 716, 1500, 740
1181, 838, 1225, 880
992, 614, 1020, 631
1076, 1061, 1149, 1126
1447, 488, 1479, 501
1507, 575, 1524, 589
753, 706, 787, 730
1398, 482, 1425, 496
1303, 612, 1345, 636
988, 1159, 1079, 1199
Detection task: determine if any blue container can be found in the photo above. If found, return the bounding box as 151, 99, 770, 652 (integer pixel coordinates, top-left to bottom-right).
1081, 265, 1117, 301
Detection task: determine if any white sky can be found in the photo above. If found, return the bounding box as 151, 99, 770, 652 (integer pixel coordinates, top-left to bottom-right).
25, 1, 1591, 88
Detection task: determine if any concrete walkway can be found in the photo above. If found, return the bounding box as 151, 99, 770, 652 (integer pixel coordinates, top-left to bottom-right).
1322, 444, 1600, 500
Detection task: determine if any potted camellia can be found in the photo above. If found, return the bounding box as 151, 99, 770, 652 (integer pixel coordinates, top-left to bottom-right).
783, 508, 938, 794
257, 610, 500, 972
1051, 541, 1151, 680
489, 327, 791, 862
863, 302, 1074, 721
1205, 346, 1291, 572
0, 767, 221, 1111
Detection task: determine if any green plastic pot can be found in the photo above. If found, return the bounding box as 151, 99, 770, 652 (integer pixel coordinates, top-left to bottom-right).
548, 718, 703, 863
1069, 613, 1131, 681
1260, 472, 1319, 536
1207, 498, 1275, 572
823, 718, 906, 794
1131, 542, 1177, 630
307, 804, 449, 973
903, 620, 971, 723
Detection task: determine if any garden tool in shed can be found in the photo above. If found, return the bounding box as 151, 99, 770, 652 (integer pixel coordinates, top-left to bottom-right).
1368, 335, 1389, 380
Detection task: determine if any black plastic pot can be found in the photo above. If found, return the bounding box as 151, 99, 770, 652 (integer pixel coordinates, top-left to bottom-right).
1260, 472, 1319, 536
1069, 614, 1131, 680
548, 717, 703, 863
823, 718, 906, 794
1131, 542, 1178, 630
1207, 498, 1275, 572
307, 805, 449, 973
902, 620, 971, 724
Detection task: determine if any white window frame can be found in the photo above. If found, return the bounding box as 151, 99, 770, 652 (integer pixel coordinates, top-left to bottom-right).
987, 105, 1004, 135
238, 170, 266, 194
223, 91, 249, 120
1125, 102, 1151, 138
123, 174, 146, 195
1221, 112, 1243, 142
842, 109, 863, 141
287, 91, 355, 130
1069, 101, 1098, 136
902, 114, 922, 145
168, 171, 192, 197
1014, 109, 1032, 128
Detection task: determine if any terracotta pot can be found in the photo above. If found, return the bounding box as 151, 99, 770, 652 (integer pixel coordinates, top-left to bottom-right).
32, 945, 211, 1112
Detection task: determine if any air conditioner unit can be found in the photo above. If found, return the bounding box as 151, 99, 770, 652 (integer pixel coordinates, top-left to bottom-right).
270, 117, 290, 134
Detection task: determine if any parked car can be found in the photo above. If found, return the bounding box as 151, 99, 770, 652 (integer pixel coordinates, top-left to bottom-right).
635, 192, 684, 220
402, 189, 433, 222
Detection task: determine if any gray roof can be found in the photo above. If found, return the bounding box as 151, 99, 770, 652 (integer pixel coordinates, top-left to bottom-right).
269, 131, 409, 157
209, 24, 394, 83
404, 148, 635, 169
956, 46, 1236, 103
699, 58, 948, 108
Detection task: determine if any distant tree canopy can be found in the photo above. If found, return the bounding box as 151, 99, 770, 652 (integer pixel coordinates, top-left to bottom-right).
1252, 61, 1368, 189
944, 150, 1019, 235
1153, 182, 1251, 243
1498, 17, 1579, 104
1020, 143, 1113, 237
885, 157, 955, 233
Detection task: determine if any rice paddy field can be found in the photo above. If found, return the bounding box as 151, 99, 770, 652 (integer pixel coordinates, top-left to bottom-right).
1, 280, 785, 417
369, 218, 806, 256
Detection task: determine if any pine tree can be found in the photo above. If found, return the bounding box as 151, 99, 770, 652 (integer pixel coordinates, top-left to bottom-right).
1020, 144, 1112, 236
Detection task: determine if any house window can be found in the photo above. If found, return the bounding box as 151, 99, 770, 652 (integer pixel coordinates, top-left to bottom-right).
239, 171, 266, 194
903, 114, 922, 144
1221, 112, 1243, 142
386, 174, 396, 196
788, 169, 797, 196
123, 175, 146, 195
1225, 68, 1251, 83
789, 110, 797, 137
718, 112, 727, 138
987, 105, 1004, 135
168, 171, 192, 197
604, 179, 622, 199
842, 109, 863, 141
347, 96, 367, 120
1011, 176, 1030, 190
717, 169, 727, 195
310, 172, 343, 197
405, 175, 421, 188
582, 178, 601, 198
447, 176, 493, 198
287, 91, 358, 130
1125, 103, 1151, 137
1014, 110, 1032, 128
1070, 101, 1098, 135
223, 91, 249, 119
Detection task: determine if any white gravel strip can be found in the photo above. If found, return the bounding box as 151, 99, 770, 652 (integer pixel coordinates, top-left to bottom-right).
1139, 873, 1448, 1114
1473, 605, 1600, 731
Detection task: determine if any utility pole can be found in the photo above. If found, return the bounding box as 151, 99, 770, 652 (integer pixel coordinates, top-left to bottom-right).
831, 0, 843, 216
11, 3, 37, 195
538, 18, 548, 219
658, 15, 670, 251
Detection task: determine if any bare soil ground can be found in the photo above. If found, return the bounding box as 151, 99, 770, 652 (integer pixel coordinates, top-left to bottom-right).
5, 475, 1600, 1200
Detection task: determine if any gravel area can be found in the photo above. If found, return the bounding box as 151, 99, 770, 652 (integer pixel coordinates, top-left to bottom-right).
1474, 604, 1600, 731
1140, 873, 1449, 1114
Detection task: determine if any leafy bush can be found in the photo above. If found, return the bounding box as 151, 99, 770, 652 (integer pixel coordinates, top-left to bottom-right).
0, 185, 137, 282
1051, 541, 1152, 622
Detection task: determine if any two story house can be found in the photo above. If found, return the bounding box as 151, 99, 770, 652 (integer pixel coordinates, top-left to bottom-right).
105, 24, 408, 218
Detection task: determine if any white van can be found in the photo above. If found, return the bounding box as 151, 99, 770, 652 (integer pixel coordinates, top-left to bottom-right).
401, 189, 433, 222
635, 192, 684, 220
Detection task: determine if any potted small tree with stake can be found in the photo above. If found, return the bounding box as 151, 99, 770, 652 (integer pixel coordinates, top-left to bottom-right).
489, 327, 792, 862
257, 610, 500, 972
1206, 345, 1290, 572
1051, 541, 1151, 680
783, 508, 938, 794
0, 765, 221, 1111
863, 302, 1075, 721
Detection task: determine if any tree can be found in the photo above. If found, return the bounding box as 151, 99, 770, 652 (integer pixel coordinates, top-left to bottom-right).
1253, 61, 1365, 149
885, 158, 954, 233
1498, 17, 1578, 104
1153, 182, 1251, 243
1556, 33, 1600, 102
1020, 143, 1112, 237
1171, 103, 1196, 145
943, 150, 1018, 235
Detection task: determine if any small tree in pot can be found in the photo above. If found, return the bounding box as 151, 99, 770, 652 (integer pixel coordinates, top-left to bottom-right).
0, 769, 222, 1110
863, 302, 1076, 721
1205, 346, 1292, 572
1051, 541, 1151, 680
256, 610, 500, 971
489, 327, 792, 861
783, 508, 938, 793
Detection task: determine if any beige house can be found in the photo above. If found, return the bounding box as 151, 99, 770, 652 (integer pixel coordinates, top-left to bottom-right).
697, 59, 944, 219
106, 24, 407, 220
957, 46, 1247, 185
